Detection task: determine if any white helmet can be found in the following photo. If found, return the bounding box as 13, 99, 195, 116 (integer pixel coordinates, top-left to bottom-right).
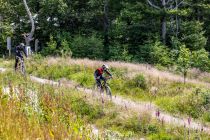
20, 43, 25, 47
102, 64, 109, 70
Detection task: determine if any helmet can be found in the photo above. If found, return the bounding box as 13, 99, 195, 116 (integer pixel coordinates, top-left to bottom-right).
20, 43, 25, 47
102, 64, 109, 70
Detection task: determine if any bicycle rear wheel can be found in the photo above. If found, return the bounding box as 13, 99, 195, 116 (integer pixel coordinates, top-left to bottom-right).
105, 86, 112, 99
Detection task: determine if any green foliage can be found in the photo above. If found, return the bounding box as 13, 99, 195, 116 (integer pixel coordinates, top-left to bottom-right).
177, 45, 191, 83
127, 74, 147, 90
157, 88, 210, 120
109, 43, 133, 62
1, 0, 210, 71
70, 72, 95, 88
70, 35, 103, 59
70, 96, 104, 122
151, 42, 173, 67
149, 133, 174, 140
203, 112, 210, 122
191, 49, 210, 71
180, 21, 207, 51
60, 39, 72, 57
42, 35, 57, 56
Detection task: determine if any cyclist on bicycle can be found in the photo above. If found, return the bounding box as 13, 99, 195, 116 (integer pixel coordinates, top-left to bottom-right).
15, 43, 27, 71
94, 64, 112, 88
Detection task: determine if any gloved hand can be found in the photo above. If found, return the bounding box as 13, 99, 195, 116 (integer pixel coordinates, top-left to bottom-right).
96, 76, 100, 80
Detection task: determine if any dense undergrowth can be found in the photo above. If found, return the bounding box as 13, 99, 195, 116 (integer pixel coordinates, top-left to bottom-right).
1, 71, 209, 139
0, 72, 93, 139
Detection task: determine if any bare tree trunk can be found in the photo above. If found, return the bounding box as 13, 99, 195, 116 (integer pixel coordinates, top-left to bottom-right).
175, 0, 179, 38
184, 71, 187, 84
161, 0, 167, 44
0, 15, 2, 35
103, 0, 109, 60
161, 16, 167, 45
23, 0, 35, 46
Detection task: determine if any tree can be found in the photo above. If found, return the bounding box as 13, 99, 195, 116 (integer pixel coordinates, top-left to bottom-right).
179, 21, 207, 50
147, 0, 185, 44
23, 0, 35, 46
151, 41, 173, 67
177, 45, 191, 84
191, 49, 210, 71
103, 0, 109, 60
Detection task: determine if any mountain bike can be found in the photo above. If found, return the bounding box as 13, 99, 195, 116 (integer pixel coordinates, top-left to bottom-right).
94, 76, 112, 99
15, 56, 26, 76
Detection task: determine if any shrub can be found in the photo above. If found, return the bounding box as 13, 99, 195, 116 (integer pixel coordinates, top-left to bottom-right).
42, 35, 57, 56
59, 39, 72, 57
127, 74, 147, 90
70, 97, 103, 121
109, 43, 133, 62
150, 42, 173, 67
177, 45, 191, 83
191, 49, 210, 71
70, 35, 103, 59
202, 112, 210, 122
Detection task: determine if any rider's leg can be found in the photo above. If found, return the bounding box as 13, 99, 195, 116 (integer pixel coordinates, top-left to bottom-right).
96, 79, 102, 89
15, 57, 19, 71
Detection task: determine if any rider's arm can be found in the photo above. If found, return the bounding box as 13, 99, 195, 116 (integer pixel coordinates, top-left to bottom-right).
105, 70, 112, 77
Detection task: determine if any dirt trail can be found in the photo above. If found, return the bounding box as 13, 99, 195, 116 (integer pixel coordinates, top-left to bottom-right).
29, 75, 210, 135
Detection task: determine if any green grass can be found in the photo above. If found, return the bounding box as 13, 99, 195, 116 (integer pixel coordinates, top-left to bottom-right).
23, 57, 210, 123
0, 72, 92, 140
1, 57, 210, 139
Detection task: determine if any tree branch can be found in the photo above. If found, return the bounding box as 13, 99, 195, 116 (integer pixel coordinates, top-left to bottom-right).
147, 0, 160, 9
23, 0, 35, 45
166, 0, 173, 5
173, 0, 185, 9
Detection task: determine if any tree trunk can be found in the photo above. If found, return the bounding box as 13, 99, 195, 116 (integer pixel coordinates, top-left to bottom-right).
23, 0, 35, 46
161, 16, 167, 45
161, 0, 166, 45
175, 0, 179, 38
103, 0, 109, 60
184, 71, 187, 84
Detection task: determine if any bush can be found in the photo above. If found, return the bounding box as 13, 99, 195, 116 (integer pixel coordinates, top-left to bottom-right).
202, 112, 210, 122
109, 43, 133, 62
150, 42, 173, 67
42, 35, 57, 56
191, 49, 210, 71
70, 35, 103, 59
59, 39, 72, 57
127, 74, 147, 90
70, 97, 103, 121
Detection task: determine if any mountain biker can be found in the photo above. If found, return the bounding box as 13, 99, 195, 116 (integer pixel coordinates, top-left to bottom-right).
15, 43, 27, 71
94, 64, 112, 88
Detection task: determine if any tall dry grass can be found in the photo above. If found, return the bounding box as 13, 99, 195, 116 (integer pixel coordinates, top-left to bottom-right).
45, 57, 210, 87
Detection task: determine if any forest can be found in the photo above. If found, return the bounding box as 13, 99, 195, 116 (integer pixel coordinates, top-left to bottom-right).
0, 0, 210, 72
1, 1, 210, 139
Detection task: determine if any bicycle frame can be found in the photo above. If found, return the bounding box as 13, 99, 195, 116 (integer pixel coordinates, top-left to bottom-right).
98, 76, 112, 98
